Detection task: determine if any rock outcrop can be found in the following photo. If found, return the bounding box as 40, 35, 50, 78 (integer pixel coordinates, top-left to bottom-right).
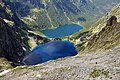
76, 3, 120, 52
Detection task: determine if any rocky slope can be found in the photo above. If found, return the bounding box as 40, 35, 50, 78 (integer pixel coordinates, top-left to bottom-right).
0, 2, 120, 80
3, 0, 120, 30
0, 2, 50, 66
74, 3, 120, 53
0, 41, 120, 80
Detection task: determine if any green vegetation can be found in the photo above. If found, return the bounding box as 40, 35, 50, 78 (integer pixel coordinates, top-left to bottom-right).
28, 30, 45, 36
3, 19, 14, 26
0, 58, 13, 70
31, 8, 44, 13
12, 65, 45, 71
75, 4, 120, 53
0, 2, 4, 7
90, 69, 109, 78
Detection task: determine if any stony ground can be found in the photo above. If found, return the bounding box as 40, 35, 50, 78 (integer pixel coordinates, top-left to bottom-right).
0, 45, 120, 80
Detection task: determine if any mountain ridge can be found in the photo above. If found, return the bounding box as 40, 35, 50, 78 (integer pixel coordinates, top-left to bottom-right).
3, 0, 120, 30
72, 3, 120, 53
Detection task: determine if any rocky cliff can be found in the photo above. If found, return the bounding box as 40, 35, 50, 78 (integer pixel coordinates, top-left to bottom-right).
0, 4, 29, 62
0, 2, 50, 65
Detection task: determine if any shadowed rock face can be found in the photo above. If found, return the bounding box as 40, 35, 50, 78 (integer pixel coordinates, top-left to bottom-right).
0, 5, 30, 63
23, 40, 78, 65
0, 4, 51, 65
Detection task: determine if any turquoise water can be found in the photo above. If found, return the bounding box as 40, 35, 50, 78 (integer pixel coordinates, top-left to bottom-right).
22, 40, 78, 65
41, 24, 83, 38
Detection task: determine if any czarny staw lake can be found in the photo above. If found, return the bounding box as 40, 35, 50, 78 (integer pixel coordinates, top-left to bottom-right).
22, 24, 83, 65
41, 24, 83, 38
22, 40, 78, 65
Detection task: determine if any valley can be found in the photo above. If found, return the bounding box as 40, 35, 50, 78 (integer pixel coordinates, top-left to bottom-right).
3, 0, 120, 30
0, 0, 120, 80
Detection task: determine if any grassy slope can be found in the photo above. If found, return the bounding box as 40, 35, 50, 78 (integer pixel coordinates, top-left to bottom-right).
75, 3, 120, 53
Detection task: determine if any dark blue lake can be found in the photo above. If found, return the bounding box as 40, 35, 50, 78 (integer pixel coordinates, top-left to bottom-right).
41, 24, 83, 38
22, 40, 78, 65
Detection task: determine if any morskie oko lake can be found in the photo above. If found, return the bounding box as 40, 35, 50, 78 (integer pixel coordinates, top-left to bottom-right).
41, 24, 83, 38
